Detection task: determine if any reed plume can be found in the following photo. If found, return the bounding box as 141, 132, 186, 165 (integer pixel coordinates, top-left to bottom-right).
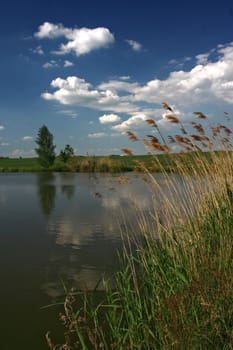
162, 102, 173, 112
193, 111, 207, 119
121, 148, 133, 156
146, 118, 157, 127
191, 122, 205, 135
164, 114, 180, 124
126, 131, 139, 141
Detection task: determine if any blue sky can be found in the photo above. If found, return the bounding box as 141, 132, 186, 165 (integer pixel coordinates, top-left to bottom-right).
1, 0, 233, 156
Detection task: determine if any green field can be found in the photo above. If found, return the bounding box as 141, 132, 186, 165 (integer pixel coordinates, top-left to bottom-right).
0, 157, 41, 172
0, 152, 221, 173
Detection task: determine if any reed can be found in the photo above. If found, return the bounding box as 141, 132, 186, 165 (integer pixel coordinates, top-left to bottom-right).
47, 106, 233, 349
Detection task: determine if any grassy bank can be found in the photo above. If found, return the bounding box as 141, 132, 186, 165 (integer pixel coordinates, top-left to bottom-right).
0, 151, 226, 173
45, 148, 233, 349
0, 154, 173, 172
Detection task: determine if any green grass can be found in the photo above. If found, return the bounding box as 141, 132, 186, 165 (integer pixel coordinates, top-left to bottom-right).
0, 157, 42, 172
0, 152, 225, 173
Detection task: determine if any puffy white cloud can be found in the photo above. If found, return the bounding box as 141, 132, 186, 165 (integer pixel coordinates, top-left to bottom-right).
35, 22, 69, 39
0, 142, 9, 146
0, 125, 5, 130
22, 136, 33, 141
42, 76, 138, 113
42, 76, 99, 104
126, 39, 142, 51
88, 132, 107, 138
35, 22, 115, 56
41, 41, 233, 133
99, 113, 121, 124
132, 43, 233, 105
64, 60, 74, 67
111, 113, 148, 132
59, 27, 115, 56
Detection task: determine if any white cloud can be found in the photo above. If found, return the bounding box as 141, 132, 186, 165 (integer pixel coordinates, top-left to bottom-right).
64, 60, 74, 67
111, 113, 148, 132
132, 43, 233, 105
41, 41, 233, 132
35, 22, 115, 57
42, 76, 138, 113
22, 136, 33, 141
43, 60, 58, 68
99, 113, 121, 124
88, 132, 107, 138
126, 39, 142, 51
195, 53, 210, 65
35, 22, 69, 39
0, 125, 5, 130
0, 142, 9, 146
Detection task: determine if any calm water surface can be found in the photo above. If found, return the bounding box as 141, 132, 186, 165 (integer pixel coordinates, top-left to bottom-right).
0, 172, 198, 349
1, 172, 158, 349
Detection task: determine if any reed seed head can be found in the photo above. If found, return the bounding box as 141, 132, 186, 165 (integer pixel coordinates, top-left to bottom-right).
121, 148, 133, 156
146, 119, 157, 127
126, 131, 139, 141
164, 114, 180, 124
193, 111, 207, 119
162, 102, 173, 112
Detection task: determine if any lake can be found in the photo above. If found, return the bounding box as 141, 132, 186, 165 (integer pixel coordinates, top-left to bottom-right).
0, 171, 200, 349
0, 172, 162, 349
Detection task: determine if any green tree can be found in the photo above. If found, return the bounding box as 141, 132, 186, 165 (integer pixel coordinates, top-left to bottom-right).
35, 125, 56, 168
59, 144, 74, 163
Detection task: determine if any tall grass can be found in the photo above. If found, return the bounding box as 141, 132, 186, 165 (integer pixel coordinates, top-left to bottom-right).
47, 105, 233, 349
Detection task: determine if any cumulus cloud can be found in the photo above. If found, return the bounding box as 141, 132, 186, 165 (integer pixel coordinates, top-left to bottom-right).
22, 136, 33, 141
88, 132, 107, 138
132, 42, 233, 105
41, 41, 233, 132
99, 113, 121, 124
35, 22, 115, 57
42, 76, 138, 113
126, 39, 142, 51
35, 22, 69, 39
111, 113, 148, 132
0, 125, 5, 130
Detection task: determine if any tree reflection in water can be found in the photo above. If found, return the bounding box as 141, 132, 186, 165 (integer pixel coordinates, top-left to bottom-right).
59, 173, 76, 200
37, 173, 56, 217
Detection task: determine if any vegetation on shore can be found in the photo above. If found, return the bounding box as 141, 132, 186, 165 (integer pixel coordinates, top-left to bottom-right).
45, 105, 233, 349
0, 151, 230, 173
